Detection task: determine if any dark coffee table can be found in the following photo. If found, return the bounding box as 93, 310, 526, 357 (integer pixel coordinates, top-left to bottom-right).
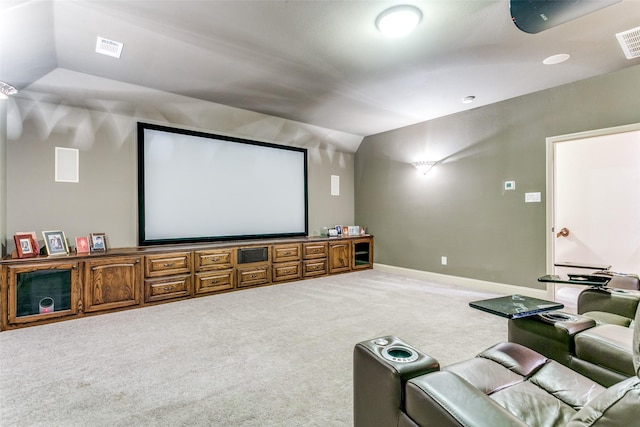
469, 294, 564, 319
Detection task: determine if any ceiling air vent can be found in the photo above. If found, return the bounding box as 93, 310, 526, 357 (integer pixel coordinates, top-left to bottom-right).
616, 26, 640, 59
96, 36, 123, 58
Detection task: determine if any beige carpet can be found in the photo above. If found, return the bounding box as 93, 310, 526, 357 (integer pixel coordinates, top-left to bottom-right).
0, 270, 507, 426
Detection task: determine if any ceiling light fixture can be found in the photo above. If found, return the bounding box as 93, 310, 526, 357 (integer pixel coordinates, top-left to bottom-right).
0, 81, 17, 97
462, 95, 476, 104
376, 5, 423, 38
543, 53, 570, 65
411, 160, 437, 175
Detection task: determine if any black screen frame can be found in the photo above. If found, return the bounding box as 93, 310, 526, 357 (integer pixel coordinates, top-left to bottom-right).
137, 122, 309, 246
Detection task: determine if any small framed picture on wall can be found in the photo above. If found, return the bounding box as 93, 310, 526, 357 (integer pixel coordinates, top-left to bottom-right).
42, 230, 69, 256
14, 234, 37, 258
90, 233, 107, 252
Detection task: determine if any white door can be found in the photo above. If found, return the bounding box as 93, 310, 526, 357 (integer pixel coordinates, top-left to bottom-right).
549, 124, 640, 306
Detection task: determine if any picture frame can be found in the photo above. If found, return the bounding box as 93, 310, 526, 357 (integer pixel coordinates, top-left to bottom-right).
15, 231, 40, 254
75, 236, 90, 254
90, 233, 107, 252
14, 234, 37, 258
42, 230, 69, 256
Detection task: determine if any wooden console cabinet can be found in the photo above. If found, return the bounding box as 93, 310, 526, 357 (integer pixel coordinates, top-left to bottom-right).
0, 235, 372, 330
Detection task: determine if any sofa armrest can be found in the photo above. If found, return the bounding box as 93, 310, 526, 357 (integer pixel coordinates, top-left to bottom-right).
354, 336, 439, 427
405, 371, 528, 427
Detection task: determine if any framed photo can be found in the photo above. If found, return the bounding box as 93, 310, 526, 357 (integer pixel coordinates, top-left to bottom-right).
90, 233, 107, 252
14, 234, 37, 258
16, 231, 40, 254
42, 230, 69, 256
75, 236, 90, 254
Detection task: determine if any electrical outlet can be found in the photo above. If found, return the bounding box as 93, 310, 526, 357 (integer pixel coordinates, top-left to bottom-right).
441, 256, 447, 265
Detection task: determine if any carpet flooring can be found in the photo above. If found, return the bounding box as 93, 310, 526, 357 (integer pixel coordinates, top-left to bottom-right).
0, 270, 507, 426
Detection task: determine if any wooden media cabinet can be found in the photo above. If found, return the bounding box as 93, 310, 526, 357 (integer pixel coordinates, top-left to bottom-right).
0, 235, 373, 330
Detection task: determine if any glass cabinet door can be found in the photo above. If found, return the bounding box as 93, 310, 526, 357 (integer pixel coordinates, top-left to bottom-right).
7, 262, 80, 324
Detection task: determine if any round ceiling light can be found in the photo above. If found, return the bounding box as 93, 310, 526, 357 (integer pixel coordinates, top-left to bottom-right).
543, 53, 570, 65
376, 5, 423, 38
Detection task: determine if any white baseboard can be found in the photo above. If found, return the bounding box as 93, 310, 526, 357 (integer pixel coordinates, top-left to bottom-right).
373, 263, 552, 300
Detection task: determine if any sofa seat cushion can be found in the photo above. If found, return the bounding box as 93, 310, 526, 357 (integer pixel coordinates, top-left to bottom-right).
437, 343, 608, 427
575, 325, 635, 376
490, 381, 576, 427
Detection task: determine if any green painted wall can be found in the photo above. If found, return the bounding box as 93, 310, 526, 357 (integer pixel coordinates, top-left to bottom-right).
5, 71, 358, 249
355, 64, 640, 289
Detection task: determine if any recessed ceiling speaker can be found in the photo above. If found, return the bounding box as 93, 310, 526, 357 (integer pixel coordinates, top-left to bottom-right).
510, 0, 621, 34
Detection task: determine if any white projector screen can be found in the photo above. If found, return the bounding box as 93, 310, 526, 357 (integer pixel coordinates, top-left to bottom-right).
138, 123, 308, 245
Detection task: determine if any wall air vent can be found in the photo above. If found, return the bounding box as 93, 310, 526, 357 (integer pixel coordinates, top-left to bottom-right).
616, 26, 640, 59
96, 36, 123, 58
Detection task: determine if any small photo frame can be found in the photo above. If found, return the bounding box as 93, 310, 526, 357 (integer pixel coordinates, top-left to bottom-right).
14, 234, 37, 258
42, 230, 69, 256
75, 236, 90, 254
90, 233, 107, 252
16, 231, 40, 254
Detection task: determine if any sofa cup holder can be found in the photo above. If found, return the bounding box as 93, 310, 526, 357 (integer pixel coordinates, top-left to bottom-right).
539, 312, 575, 323
382, 345, 419, 363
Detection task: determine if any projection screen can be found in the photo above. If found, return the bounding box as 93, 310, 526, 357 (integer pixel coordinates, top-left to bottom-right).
138, 123, 308, 245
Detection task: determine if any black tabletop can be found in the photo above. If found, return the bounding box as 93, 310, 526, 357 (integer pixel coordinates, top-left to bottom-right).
469, 294, 564, 319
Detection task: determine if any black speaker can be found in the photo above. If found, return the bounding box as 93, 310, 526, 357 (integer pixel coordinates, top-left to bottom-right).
510, 0, 620, 34
237, 247, 268, 264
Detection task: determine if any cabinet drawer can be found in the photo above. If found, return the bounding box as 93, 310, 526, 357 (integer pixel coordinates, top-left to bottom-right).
195, 270, 234, 295
237, 265, 270, 288
303, 259, 327, 277
272, 261, 302, 282
303, 242, 328, 259
272, 244, 302, 263
145, 252, 192, 277
195, 249, 234, 271
145, 275, 192, 303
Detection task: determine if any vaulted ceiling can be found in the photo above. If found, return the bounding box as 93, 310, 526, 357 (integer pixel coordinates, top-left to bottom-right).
2, 0, 640, 137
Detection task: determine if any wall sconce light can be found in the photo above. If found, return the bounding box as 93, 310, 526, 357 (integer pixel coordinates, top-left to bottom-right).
411, 161, 437, 175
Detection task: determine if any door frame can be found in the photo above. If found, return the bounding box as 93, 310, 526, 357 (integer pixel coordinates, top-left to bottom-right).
545, 122, 640, 298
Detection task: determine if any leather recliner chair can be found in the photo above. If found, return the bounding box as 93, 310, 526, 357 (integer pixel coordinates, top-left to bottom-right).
509, 287, 640, 386
353, 305, 640, 427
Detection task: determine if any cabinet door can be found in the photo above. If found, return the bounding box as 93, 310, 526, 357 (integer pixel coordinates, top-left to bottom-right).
329, 242, 351, 273
6, 261, 81, 325
84, 256, 143, 312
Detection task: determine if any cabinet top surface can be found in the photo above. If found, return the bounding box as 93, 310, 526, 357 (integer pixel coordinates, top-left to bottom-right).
2, 235, 372, 265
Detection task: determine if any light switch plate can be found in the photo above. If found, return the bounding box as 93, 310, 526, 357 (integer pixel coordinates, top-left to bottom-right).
525, 192, 541, 203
